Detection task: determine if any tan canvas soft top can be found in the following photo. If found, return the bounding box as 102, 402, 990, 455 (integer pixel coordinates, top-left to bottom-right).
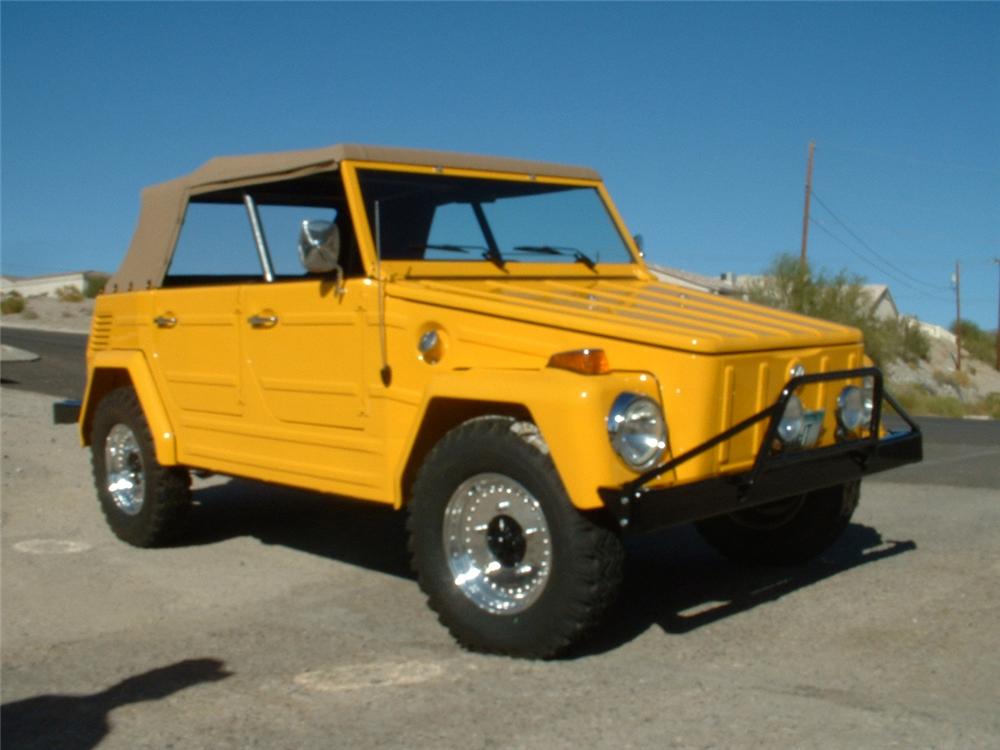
107, 144, 602, 293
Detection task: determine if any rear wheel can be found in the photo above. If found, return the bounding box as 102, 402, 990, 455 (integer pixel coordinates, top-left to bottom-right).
695, 481, 860, 565
90, 388, 191, 547
408, 417, 623, 658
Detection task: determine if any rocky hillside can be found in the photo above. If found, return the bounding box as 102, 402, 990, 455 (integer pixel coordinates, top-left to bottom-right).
2, 294, 998, 416
887, 329, 1000, 416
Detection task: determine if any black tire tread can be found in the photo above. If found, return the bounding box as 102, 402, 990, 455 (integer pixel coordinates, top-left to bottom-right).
90, 387, 191, 547
696, 481, 860, 566
407, 418, 623, 658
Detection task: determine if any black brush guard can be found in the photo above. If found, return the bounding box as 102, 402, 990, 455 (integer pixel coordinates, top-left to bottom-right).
598, 368, 922, 533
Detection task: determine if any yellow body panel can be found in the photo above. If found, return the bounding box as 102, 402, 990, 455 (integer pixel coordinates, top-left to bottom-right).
383, 367, 662, 510
84, 156, 867, 512
81, 348, 177, 465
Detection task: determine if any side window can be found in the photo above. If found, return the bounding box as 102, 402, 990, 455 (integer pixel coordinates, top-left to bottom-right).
255, 205, 339, 276
165, 171, 362, 284
168, 203, 263, 278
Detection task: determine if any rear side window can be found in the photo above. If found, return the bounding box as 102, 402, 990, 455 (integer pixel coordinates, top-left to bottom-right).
168, 203, 263, 278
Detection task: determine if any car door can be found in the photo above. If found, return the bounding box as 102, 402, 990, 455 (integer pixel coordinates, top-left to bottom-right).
148, 199, 253, 471
236, 205, 384, 499
149, 285, 243, 420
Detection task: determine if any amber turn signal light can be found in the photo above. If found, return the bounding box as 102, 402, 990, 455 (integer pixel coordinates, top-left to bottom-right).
547, 348, 610, 375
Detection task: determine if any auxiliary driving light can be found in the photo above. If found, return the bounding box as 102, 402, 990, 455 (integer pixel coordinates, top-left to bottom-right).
837, 382, 874, 435
777, 394, 825, 449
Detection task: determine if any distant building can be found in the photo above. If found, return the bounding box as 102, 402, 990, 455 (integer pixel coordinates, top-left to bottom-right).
646, 264, 742, 296
861, 284, 899, 321
916, 320, 956, 345
647, 264, 900, 322
1, 272, 87, 297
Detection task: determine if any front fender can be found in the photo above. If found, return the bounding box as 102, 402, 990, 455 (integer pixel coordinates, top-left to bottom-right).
403, 368, 663, 510
80, 350, 178, 466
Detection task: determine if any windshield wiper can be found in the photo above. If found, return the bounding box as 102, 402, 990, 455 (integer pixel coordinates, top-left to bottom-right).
409, 242, 506, 269
512, 245, 597, 271
481, 246, 506, 269
410, 243, 480, 254
471, 203, 505, 270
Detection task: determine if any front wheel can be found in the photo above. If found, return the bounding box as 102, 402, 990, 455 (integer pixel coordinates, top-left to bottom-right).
90, 387, 191, 547
408, 417, 623, 658
695, 481, 860, 565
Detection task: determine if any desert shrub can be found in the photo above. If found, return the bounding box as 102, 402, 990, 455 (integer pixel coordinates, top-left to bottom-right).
899, 317, 930, 364
933, 369, 971, 389
891, 383, 966, 418
56, 285, 85, 302
978, 393, 1000, 419
84, 273, 109, 298
745, 254, 930, 367
951, 320, 997, 369
1, 291, 26, 315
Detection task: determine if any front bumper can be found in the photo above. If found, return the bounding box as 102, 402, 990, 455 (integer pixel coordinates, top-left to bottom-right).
598, 368, 922, 533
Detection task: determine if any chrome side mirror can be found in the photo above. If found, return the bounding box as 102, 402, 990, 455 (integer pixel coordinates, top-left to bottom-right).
633, 233, 645, 258
298, 219, 344, 294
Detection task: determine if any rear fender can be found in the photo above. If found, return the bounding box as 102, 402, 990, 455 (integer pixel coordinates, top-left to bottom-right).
80, 350, 177, 465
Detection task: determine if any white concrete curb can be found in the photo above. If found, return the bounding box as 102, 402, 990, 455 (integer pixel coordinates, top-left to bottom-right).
1, 343, 41, 362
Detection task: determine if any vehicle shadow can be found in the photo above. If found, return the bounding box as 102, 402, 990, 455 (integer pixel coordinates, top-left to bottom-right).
177, 478, 413, 579
176, 478, 916, 656
571, 522, 917, 658
0, 658, 231, 750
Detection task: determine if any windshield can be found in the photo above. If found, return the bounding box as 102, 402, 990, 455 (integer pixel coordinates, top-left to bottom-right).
356, 169, 634, 267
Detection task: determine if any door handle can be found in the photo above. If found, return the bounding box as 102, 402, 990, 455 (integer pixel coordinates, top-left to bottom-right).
247, 314, 278, 328
153, 315, 177, 328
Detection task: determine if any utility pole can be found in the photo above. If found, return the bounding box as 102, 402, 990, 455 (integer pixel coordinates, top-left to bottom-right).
994, 258, 999, 371
953, 261, 962, 372
800, 140, 815, 267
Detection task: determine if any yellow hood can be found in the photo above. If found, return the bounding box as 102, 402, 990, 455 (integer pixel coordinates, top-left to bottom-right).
388, 277, 861, 355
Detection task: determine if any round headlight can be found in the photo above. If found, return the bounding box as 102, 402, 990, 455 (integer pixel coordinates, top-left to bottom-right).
607, 393, 667, 470
838, 385, 874, 434
777, 394, 805, 446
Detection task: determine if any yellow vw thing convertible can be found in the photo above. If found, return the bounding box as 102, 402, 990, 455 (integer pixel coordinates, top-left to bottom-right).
64, 144, 921, 657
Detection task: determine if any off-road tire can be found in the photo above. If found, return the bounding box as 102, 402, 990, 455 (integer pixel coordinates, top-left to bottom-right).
408, 417, 624, 659
90, 387, 191, 547
695, 481, 860, 565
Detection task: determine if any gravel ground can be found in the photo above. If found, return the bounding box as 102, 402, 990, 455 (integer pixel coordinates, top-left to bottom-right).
2, 386, 999, 749
1, 296, 95, 334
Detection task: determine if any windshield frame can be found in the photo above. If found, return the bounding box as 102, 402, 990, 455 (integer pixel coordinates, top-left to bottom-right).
340, 160, 646, 280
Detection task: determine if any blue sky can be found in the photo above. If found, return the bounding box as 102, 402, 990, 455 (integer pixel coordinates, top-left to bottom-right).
2, 2, 998, 330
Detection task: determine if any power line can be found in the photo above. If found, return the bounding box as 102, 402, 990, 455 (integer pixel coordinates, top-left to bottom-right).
808, 217, 952, 303
808, 216, 909, 289
820, 144, 1000, 177
811, 191, 952, 292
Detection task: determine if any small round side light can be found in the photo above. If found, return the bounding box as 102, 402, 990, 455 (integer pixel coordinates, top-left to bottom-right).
418, 328, 444, 364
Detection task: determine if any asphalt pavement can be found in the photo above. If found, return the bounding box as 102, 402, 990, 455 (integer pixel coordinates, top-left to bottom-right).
2, 325, 998, 749
0, 327, 87, 400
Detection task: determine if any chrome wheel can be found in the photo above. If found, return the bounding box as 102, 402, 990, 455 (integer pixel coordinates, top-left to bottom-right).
443, 473, 552, 614
104, 423, 145, 516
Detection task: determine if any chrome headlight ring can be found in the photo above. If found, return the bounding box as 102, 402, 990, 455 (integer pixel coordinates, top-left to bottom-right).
607, 393, 667, 471
776, 393, 825, 449
777, 394, 806, 446
837, 383, 874, 435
